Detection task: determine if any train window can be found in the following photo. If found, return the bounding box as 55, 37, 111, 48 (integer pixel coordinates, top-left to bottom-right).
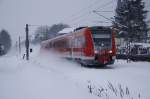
71, 39, 75, 48
49, 42, 51, 48
91, 29, 112, 50
92, 29, 111, 34
93, 34, 110, 38
72, 36, 86, 48
51, 42, 53, 48
81, 36, 86, 48
45, 44, 49, 49
69, 39, 72, 48
53, 39, 69, 48
75, 38, 79, 48
53, 43, 56, 48
78, 37, 82, 48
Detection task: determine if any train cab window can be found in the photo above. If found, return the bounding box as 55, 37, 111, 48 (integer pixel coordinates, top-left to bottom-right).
91, 29, 112, 50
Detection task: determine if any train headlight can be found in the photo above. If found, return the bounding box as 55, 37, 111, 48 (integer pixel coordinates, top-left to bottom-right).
108, 50, 112, 53
94, 50, 98, 54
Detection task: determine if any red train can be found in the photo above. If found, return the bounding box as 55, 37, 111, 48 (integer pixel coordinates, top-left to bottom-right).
41, 26, 116, 66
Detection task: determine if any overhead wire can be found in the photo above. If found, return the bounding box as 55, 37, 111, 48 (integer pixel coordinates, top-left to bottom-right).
95, 0, 114, 11
60, 0, 116, 27
71, 12, 94, 26
76, 1, 113, 25
60, 0, 100, 23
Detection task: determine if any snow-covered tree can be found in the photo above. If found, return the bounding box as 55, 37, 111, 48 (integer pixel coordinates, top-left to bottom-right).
115, 0, 149, 42
48, 23, 70, 38
33, 25, 50, 43
33, 23, 69, 43
0, 29, 12, 55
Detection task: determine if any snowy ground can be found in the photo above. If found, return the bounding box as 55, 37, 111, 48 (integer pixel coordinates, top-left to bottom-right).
0, 45, 150, 99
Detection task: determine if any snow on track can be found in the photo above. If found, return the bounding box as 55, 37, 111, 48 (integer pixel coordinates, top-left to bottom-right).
0, 45, 150, 99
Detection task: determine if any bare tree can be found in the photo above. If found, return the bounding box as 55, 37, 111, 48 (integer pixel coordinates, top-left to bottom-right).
33, 23, 69, 44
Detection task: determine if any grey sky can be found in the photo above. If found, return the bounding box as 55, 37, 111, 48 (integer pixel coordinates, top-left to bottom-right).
0, 0, 149, 42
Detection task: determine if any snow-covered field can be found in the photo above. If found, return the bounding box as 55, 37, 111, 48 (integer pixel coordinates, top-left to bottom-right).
0, 45, 150, 99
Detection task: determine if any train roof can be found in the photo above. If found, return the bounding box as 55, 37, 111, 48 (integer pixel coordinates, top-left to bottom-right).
74, 26, 112, 31
43, 28, 86, 42
58, 27, 76, 34
41, 26, 112, 44
58, 26, 112, 34
89, 26, 112, 30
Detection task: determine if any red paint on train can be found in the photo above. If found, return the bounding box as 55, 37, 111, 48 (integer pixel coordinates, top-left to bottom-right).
41, 26, 116, 66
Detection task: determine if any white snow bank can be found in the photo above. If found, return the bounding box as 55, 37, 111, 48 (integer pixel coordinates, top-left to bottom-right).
0, 47, 98, 99
0, 45, 150, 99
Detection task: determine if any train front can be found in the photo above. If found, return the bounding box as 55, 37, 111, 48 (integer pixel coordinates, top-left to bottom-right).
91, 27, 116, 65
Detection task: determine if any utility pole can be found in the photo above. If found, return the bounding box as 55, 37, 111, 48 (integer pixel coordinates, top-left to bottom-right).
126, 3, 131, 63
19, 36, 21, 54
16, 41, 18, 53
25, 24, 29, 60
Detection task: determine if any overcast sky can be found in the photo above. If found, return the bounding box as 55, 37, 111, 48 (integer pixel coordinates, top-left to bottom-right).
0, 0, 149, 42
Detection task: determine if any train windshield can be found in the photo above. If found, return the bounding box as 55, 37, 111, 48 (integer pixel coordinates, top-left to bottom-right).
91, 29, 112, 51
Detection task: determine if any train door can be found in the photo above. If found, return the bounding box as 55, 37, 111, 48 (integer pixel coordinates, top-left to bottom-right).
69, 37, 74, 59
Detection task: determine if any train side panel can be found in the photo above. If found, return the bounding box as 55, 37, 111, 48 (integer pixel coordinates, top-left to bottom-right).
40, 26, 116, 66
